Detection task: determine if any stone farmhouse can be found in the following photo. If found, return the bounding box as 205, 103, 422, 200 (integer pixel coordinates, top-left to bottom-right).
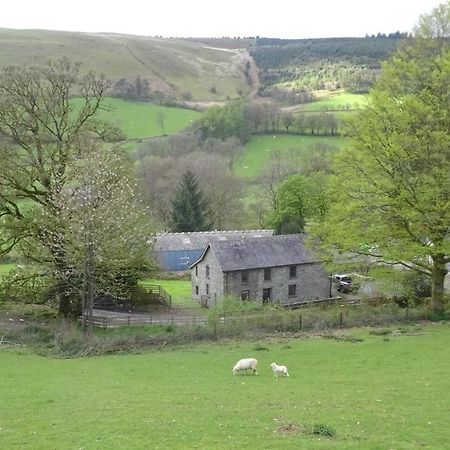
190, 234, 332, 307
152, 230, 273, 272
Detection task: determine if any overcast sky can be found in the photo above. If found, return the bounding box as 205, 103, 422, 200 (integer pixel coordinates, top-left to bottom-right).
0, 0, 443, 39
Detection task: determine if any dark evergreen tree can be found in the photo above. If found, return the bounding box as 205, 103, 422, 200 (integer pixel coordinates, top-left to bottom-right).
170, 171, 212, 232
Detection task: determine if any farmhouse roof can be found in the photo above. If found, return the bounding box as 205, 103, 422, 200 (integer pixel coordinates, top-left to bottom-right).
153, 230, 273, 252
191, 234, 319, 271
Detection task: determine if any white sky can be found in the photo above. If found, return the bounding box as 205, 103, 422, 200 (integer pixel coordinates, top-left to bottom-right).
0, 0, 444, 39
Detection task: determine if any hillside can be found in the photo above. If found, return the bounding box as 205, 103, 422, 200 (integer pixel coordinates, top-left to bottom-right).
251, 37, 403, 92
0, 28, 254, 102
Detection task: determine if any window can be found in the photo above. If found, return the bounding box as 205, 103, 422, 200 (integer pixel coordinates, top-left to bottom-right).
241, 290, 250, 301
241, 270, 249, 283
195, 285, 199, 295
262, 287, 271, 303
206, 284, 209, 295
289, 265, 297, 279
195, 265, 198, 276
288, 284, 297, 297
264, 268, 271, 281
206, 265, 210, 278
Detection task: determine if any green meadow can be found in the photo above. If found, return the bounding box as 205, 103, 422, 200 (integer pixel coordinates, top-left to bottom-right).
301, 92, 368, 111
1, 323, 449, 449
71, 97, 201, 139
234, 134, 346, 178
140, 278, 193, 307
0, 263, 15, 276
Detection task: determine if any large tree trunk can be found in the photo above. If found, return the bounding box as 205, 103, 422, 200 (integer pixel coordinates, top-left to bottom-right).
431, 255, 448, 314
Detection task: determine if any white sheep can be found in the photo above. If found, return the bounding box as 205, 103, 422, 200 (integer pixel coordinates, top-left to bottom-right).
270, 362, 289, 379
232, 357, 258, 375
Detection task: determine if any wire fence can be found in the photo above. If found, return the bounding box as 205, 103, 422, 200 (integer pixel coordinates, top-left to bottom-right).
90, 299, 428, 332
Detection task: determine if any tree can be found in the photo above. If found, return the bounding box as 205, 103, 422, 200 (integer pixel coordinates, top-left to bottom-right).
156, 110, 167, 136
0, 58, 121, 316
310, 3, 450, 313
170, 171, 212, 232
197, 101, 251, 143
271, 173, 329, 234
49, 141, 150, 333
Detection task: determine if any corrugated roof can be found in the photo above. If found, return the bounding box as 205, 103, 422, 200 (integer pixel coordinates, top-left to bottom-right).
197, 234, 318, 271
153, 230, 274, 252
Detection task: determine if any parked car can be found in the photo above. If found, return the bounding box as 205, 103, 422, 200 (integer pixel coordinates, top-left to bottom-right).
333, 274, 353, 293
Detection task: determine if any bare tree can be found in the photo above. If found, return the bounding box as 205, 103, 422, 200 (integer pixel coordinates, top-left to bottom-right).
0, 58, 120, 316
156, 110, 167, 136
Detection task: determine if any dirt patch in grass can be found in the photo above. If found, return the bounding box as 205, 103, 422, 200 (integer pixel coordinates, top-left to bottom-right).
275, 422, 304, 435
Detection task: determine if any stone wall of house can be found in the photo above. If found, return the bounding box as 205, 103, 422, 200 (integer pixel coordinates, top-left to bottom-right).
224, 263, 331, 304
191, 250, 224, 307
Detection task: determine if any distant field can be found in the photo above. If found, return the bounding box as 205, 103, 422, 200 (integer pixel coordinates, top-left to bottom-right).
71, 97, 201, 139
1, 323, 449, 449
0, 263, 15, 276
234, 134, 346, 178
301, 92, 368, 112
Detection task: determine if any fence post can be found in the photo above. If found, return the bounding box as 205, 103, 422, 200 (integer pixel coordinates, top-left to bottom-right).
128, 315, 131, 326
171, 314, 174, 324
339, 311, 343, 327
299, 313, 302, 331
103, 317, 107, 329
405, 306, 409, 320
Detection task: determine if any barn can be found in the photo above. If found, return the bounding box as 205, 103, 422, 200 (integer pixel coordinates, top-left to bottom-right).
152, 230, 274, 272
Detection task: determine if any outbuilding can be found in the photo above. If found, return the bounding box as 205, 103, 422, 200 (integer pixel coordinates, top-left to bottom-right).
153, 230, 273, 272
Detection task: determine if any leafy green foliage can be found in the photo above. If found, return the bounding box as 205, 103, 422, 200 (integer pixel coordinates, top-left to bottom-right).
310, 5, 450, 313
196, 101, 251, 143
271, 173, 329, 234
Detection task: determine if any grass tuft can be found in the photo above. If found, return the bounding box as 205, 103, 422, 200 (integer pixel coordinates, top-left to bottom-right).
311, 423, 336, 438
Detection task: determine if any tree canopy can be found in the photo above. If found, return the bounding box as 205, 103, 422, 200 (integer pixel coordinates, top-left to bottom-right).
0, 58, 148, 316
310, 2, 450, 313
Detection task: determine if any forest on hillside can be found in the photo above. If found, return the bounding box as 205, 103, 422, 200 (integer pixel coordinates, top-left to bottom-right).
251, 36, 406, 92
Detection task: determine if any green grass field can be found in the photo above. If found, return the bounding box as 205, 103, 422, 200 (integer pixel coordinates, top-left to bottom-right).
300, 92, 368, 112
1, 323, 449, 449
0, 29, 250, 102
140, 278, 193, 306
71, 97, 201, 139
234, 134, 346, 178
0, 263, 15, 276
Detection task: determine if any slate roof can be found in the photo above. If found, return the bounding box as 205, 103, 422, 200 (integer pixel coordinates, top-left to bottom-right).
153, 230, 273, 252
192, 234, 319, 271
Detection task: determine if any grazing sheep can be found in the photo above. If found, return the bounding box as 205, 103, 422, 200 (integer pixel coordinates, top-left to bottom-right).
232, 358, 258, 375
270, 362, 289, 379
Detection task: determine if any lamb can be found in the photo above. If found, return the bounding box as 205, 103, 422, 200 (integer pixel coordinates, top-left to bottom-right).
232, 358, 258, 375
270, 362, 289, 379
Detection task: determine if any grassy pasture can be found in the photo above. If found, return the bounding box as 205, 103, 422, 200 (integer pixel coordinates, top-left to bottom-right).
0, 323, 449, 449
301, 92, 368, 112
71, 97, 201, 139
140, 278, 193, 307
234, 134, 346, 178
0, 29, 249, 101
0, 263, 15, 275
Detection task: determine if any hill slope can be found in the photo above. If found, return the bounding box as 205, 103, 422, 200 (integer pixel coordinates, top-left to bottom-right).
0, 29, 254, 102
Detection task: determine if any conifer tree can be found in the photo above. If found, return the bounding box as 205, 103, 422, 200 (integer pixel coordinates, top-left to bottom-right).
170, 171, 212, 232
